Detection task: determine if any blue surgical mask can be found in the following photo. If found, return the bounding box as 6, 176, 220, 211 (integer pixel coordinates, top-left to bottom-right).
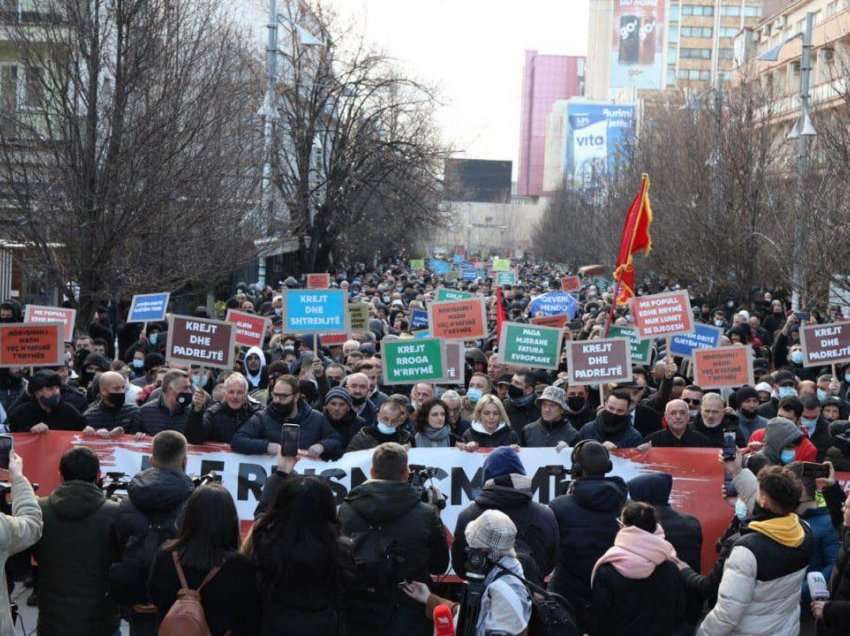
845, 372, 850, 383
801, 417, 817, 436
466, 387, 482, 404
817, 389, 828, 404
790, 350, 803, 365
132, 359, 144, 369
734, 499, 748, 522
149, 332, 159, 345
780, 449, 796, 464
778, 386, 797, 399
376, 421, 396, 435
192, 374, 206, 388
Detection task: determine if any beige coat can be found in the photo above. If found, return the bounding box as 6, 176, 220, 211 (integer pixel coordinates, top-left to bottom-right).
0, 474, 42, 635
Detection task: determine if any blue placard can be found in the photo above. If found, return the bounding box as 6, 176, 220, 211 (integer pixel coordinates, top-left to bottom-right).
284, 289, 347, 333
461, 264, 477, 281
528, 291, 578, 319
127, 292, 170, 323
428, 259, 451, 275
410, 309, 429, 330
669, 323, 723, 358
452, 254, 464, 264
413, 330, 431, 339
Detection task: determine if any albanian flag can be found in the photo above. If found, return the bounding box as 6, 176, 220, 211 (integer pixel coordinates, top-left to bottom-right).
613, 174, 653, 306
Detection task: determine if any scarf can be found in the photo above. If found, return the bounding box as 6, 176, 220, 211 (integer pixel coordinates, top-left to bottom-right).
591, 524, 677, 584
510, 393, 536, 408
415, 425, 451, 448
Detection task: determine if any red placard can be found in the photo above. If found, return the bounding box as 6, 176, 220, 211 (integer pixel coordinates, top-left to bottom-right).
428, 298, 487, 340
306, 273, 331, 289
225, 310, 270, 349
24, 305, 76, 343
561, 275, 581, 292
321, 333, 348, 345
693, 345, 754, 389
630, 290, 694, 339
0, 322, 64, 367
531, 314, 569, 328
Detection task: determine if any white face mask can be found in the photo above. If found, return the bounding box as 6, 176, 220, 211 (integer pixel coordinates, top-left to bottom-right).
735, 499, 748, 521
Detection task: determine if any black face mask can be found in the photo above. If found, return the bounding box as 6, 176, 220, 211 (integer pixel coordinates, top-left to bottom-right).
566, 396, 586, 412
80, 371, 95, 388
328, 378, 340, 388
351, 395, 367, 406
507, 385, 524, 400
107, 392, 126, 409
600, 410, 629, 435
176, 392, 193, 408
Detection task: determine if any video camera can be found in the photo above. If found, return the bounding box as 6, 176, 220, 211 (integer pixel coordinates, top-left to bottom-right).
408, 464, 447, 510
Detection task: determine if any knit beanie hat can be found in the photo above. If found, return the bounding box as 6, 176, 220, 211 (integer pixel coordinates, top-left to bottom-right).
482, 447, 526, 482
324, 386, 353, 408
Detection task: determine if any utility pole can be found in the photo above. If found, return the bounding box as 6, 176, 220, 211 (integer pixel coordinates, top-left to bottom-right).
790, 12, 815, 311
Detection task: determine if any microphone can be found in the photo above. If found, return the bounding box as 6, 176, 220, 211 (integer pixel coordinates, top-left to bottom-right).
433, 603, 455, 636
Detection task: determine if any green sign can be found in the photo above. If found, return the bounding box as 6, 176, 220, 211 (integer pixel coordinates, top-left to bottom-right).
381, 338, 446, 385
608, 325, 652, 365
435, 287, 474, 301
409, 259, 424, 271
495, 270, 516, 286
498, 322, 564, 370
444, 270, 459, 282
492, 257, 511, 272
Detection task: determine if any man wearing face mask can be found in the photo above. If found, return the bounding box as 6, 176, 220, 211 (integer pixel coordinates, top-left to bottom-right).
576, 390, 643, 449
231, 374, 342, 459
799, 394, 834, 461
774, 313, 817, 381
561, 382, 594, 430
462, 372, 491, 420
758, 370, 798, 419
8, 370, 86, 433
82, 371, 139, 437
345, 396, 413, 452
342, 372, 377, 427
734, 386, 768, 442
505, 371, 540, 435
130, 369, 193, 436
130, 353, 164, 389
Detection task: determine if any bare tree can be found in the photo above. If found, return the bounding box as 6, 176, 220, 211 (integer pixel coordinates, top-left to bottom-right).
0, 0, 262, 324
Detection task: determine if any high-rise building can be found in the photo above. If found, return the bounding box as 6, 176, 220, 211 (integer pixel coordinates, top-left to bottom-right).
517, 51, 585, 197
586, 0, 763, 100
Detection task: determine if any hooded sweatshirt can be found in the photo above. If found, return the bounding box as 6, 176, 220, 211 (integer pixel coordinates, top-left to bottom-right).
762, 417, 804, 464
243, 346, 267, 390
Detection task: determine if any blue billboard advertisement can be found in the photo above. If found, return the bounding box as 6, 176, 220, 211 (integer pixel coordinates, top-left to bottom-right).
565, 100, 636, 189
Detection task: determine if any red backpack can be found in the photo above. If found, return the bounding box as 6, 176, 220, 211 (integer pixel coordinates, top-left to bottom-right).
157, 552, 224, 636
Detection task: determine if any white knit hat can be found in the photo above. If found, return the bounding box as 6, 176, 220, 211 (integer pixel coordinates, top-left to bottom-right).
465, 509, 517, 557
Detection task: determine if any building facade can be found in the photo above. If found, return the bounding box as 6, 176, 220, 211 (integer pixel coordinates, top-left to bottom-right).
517, 51, 585, 197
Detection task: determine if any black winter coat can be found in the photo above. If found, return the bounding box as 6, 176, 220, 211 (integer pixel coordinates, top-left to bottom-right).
110, 467, 194, 604
592, 560, 686, 636
339, 480, 449, 636
451, 475, 558, 584
461, 424, 518, 448
325, 409, 366, 457
689, 413, 742, 447
83, 401, 140, 431
821, 529, 850, 636
520, 416, 579, 448
8, 399, 85, 432
230, 400, 342, 456
9, 383, 89, 416
185, 398, 262, 445
130, 395, 189, 436
505, 399, 540, 434
346, 425, 412, 452
148, 551, 261, 636
549, 476, 628, 628
36, 481, 120, 636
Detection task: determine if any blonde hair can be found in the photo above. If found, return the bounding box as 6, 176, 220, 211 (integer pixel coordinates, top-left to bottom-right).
471, 394, 510, 426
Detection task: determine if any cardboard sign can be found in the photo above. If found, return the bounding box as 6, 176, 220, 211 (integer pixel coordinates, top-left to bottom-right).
630, 291, 694, 339
429, 259, 452, 275
566, 337, 633, 385
127, 292, 170, 324
561, 275, 581, 292
0, 322, 63, 367
410, 309, 429, 330
531, 314, 569, 328
608, 325, 652, 365
800, 321, 850, 367
381, 338, 446, 385
693, 345, 753, 389
428, 298, 487, 340
283, 290, 348, 334
498, 322, 564, 370
435, 288, 474, 302
409, 259, 425, 271
461, 264, 478, 281
445, 270, 459, 282
321, 333, 348, 346
443, 341, 465, 384
495, 270, 517, 287
669, 323, 723, 359
492, 257, 511, 272
24, 305, 76, 343
306, 273, 331, 289
348, 303, 370, 332
225, 310, 270, 349
166, 315, 236, 370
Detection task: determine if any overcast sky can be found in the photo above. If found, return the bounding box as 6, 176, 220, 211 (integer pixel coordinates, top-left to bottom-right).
240, 1, 589, 174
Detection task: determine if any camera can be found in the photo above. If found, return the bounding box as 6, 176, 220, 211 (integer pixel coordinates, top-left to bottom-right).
464, 546, 492, 576
191, 471, 222, 488
408, 464, 447, 510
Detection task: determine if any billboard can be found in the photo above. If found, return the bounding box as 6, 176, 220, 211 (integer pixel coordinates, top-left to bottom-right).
565, 100, 635, 189
610, 0, 665, 89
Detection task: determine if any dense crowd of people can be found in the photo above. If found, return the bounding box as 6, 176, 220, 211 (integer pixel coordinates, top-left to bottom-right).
0, 260, 847, 635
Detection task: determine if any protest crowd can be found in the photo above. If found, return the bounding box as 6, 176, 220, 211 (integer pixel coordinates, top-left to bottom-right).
0, 257, 848, 636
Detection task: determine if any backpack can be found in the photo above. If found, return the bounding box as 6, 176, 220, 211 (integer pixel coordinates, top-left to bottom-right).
158, 552, 224, 636
349, 523, 406, 591
110, 513, 179, 605
492, 562, 577, 636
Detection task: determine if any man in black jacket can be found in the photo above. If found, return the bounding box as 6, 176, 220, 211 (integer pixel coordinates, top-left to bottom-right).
36, 446, 120, 636
645, 399, 712, 447
131, 369, 192, 436
185, 372, 261, 444
505, 371, 540, 434
452, 447, 558, 584
520, 386, 579, 449
800, 394, 834, 461
83, 371, 139, 436
8, 370, 86, 433
549, 440, 627, 633
339, 442, 449, 636
322, 386, 366, 456
690, 392, 741, 446
111, 430, 193, 636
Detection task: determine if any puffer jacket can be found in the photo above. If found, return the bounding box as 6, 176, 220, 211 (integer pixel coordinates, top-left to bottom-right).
0, 474, 41, 635
697, 513, 814, 636
185, 398, 262, 445
83, 400, 140, 431
461, 421, 519, 448
230, 399, 342, 456
520, 416, 579, 448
